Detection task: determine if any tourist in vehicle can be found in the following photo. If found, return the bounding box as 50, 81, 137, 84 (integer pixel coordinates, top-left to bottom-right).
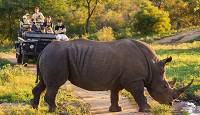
40, 27, 46, 33
32, 7, 45, 22
55, 19, 66, 34
54, 19, 69, 41
22, 26, 33, 37
32, 7, 45, 27
31, 18, 40, 32
43, 16, 53, 28
22, 13, 31, 25
20, 13, 32, 33
46, 27, 54, 34
27, 26, 32, 32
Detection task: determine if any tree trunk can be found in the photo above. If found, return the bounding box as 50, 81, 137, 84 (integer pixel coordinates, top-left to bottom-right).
85, 17, 90, 33
85, 0, 98, 33
8, 8, 13, 38
85, 1, 91, 33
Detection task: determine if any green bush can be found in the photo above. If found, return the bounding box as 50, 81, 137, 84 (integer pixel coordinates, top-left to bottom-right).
116, 28, 134, 39
88, 33, 97, 40
134, 0, 171, 35
97, 10, 125, 31
96, 27, 115, 41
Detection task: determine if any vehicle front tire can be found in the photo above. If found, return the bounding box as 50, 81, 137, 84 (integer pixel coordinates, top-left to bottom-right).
17, 54, 22, 64
22, 54, 28, 65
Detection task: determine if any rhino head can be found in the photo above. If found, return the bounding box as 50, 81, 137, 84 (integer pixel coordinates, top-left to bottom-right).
147, 57, 193, 105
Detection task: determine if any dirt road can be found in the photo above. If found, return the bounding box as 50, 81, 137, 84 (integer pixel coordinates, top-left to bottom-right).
155, 29, 200, 44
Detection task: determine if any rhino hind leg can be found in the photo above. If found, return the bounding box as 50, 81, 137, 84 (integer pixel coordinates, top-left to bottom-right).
31, 80, 46, 109
109, 87, 122, 112
124, 80, 151, 112
44, 87, 59, 112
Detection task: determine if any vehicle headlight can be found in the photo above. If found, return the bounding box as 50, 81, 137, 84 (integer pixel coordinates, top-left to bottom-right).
30, 44, 34, 49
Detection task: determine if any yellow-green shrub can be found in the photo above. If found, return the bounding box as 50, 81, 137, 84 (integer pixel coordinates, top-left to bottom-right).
96, 27, 115, 41
0, 38, 13, 47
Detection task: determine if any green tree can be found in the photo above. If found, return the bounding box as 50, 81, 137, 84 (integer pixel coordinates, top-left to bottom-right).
70, 0, 104, 33
95, 0, 138, 38
151, 0, 200, 29
0, 0, 31, 39
36, 0, 69, 20
134, 0, 171, 35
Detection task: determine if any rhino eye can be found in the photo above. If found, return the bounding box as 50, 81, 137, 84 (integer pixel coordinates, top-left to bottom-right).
160, 70, 165, 75
164, 84, 168, 88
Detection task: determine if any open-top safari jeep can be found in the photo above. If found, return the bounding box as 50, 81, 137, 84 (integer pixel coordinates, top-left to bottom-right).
15, 29, 56, 64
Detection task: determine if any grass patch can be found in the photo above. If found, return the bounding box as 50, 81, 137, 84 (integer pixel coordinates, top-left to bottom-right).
0, 58, 10, 68
0, 45, 15, 54
0, 63, 90, 114
151, 102, 172, 115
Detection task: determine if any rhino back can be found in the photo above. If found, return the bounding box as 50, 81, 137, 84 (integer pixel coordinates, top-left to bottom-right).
67, 39, 152, 90
67, 40, 122, 90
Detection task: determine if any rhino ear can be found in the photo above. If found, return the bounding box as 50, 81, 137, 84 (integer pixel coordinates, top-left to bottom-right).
159, 56, 172, 67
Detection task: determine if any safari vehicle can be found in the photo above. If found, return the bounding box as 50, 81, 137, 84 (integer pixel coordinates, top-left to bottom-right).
15, 23, 57, 64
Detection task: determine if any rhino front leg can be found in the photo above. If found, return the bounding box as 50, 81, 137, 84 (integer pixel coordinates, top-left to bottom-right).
109, 87, 122, 112
44, 87, 58, 112
125, 80, 151, 112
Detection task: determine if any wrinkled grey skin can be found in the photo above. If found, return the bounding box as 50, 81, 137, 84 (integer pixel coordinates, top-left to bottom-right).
31, 39, 193, 112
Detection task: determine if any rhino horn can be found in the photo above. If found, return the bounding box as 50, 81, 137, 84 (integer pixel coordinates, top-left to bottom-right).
173, 79, 194, 99
168, 78, 176, 88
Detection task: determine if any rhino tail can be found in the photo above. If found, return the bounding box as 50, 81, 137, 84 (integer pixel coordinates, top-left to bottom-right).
35, 60, 39, 83
35, 53, 42, 83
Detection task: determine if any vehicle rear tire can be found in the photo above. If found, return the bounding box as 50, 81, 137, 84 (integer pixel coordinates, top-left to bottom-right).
17, 54, 22, 64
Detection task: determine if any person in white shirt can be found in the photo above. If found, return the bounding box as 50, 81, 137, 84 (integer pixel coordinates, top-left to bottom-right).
32, 7, 45, 25
56, 34, 69, 41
